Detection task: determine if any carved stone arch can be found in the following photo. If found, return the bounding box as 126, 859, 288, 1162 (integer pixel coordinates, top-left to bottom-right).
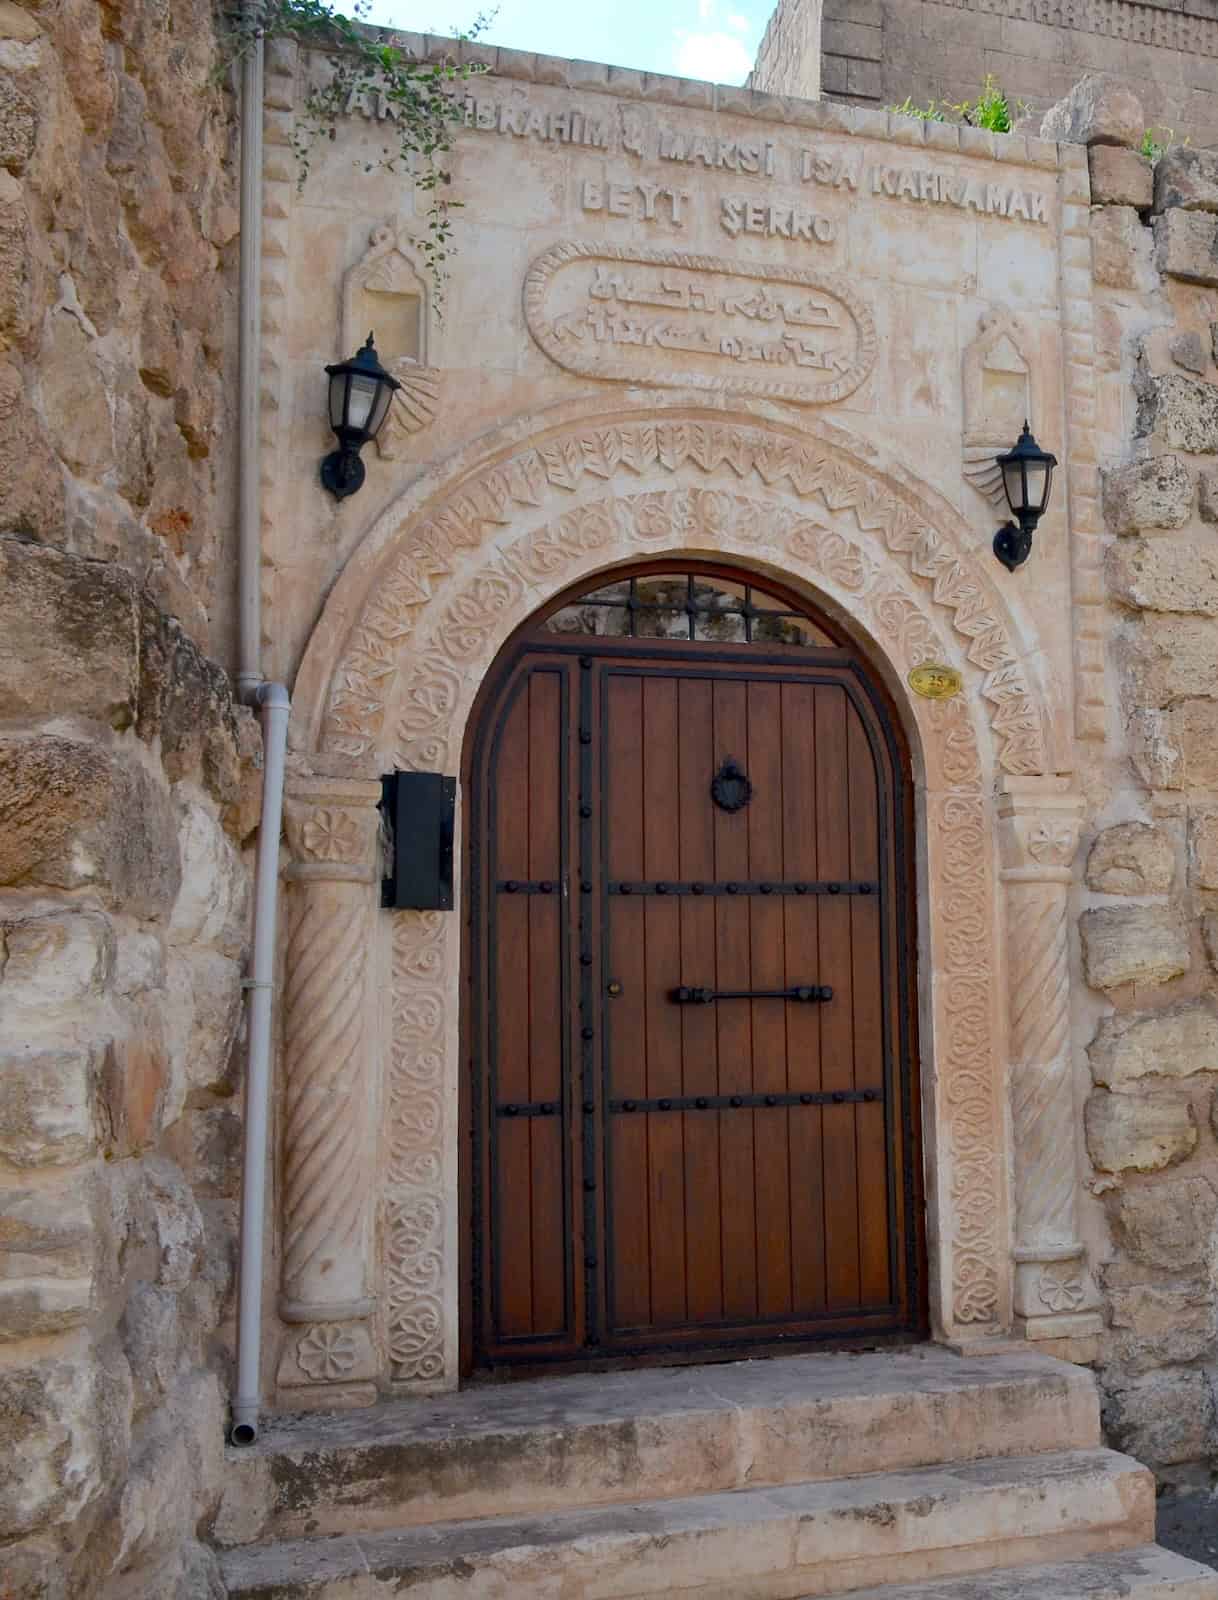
291, 395, 1063, 775
281, 398, 1082, 1399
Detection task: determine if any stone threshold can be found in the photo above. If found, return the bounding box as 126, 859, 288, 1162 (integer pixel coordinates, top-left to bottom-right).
215, 1346, 1099, 1547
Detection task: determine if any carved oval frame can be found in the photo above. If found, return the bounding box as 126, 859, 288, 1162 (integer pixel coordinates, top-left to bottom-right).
290, 396, 1058, 1389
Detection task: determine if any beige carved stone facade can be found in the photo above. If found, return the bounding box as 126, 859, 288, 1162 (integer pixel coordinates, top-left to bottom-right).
10, 5, 1218, 1593
751, 0, 1218, 153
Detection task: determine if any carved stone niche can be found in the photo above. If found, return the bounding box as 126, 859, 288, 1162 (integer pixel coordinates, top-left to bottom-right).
341, 222, 441, 461
962, 309, 1032, 505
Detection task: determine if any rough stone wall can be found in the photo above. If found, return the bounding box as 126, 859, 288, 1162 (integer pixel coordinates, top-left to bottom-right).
0, 2, 250, 1595
1083, 105, 1218, 1476
751, 0, 1218, 152
747, 0, 824, 100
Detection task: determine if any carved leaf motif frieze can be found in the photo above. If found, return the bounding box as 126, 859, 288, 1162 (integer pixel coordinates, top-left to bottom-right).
322, 419, 1047, 782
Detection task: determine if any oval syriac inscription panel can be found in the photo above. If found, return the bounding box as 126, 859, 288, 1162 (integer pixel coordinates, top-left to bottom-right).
524, 242, 877, 407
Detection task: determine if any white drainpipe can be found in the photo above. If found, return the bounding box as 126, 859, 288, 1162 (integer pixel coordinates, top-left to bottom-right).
230, 15, 290, 1446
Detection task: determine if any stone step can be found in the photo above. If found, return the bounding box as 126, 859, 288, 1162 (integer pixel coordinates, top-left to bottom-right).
215, 1346, 1100, 1546
218, 1446, 1152, 1600
795, 1545, 1218, 1600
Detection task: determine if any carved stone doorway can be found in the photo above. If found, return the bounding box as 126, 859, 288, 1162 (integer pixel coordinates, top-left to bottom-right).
463, 564, 927, 1374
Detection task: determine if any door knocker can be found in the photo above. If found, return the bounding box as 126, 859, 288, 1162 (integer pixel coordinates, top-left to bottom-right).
711, 758, 753, 814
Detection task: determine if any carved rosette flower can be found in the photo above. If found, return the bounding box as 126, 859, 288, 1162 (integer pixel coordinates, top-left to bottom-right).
300, 808, 361, 863
296, 1323, 359, 1381
1036, 1265, 1086, 1315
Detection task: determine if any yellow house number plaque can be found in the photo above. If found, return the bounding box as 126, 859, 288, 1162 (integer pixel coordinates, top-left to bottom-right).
908, 663, 963, 701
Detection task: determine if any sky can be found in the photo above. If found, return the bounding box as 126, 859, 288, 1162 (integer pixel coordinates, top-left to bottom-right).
362, 0, 774, 84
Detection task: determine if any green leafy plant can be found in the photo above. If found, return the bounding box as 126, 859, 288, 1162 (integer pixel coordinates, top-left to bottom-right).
221, 1, 493, 308
885, 94, 947, 123
887, 76, 1026, 134
1140, 126, 1189, 163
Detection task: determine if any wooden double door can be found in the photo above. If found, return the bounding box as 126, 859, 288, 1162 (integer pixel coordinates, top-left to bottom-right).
466, 574, 923, 1371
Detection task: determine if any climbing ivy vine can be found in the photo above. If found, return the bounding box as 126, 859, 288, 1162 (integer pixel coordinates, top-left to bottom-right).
221, 1, 491, 307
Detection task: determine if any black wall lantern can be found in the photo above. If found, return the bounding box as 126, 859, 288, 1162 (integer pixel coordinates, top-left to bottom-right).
992, 421, 1057, 572
321, 332, 401, 501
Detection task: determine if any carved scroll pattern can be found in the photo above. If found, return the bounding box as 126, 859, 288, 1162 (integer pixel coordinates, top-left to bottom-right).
385, 912, 449, 1382
321, 420, 1047, 780
936, 786, 1003, 1328
281, 891, 370, 1300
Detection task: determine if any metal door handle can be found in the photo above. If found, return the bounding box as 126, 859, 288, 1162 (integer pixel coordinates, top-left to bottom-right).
670, 985, 833, 1004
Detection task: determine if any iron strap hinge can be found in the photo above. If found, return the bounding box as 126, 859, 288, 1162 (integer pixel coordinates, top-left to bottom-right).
670, 984, 833, 1004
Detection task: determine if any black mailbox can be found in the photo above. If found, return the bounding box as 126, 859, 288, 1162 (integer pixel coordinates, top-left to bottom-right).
380, 772, 455, 910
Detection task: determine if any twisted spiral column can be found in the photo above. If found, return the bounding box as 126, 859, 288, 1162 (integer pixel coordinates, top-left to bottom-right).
276, 778, 383, 1402
999, 780, 1101, 1339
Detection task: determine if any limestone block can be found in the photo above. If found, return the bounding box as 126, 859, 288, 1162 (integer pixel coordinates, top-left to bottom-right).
183, 1106, 242, 1196
1040, 74, 1143, 148
0, 1043, 101, 1167
1112, 1175, 1218, 1271
100, 1007, 174, 1158
1154, 147, 1218, 215
137, 603, 246, 810
1085, 821, 1175, 895
1102, 1368, 1214, 1467
1123, 615, 1218, 707
1102, 454, 1192, 533
1191, 809, 1218, 888
120, 1282, 181, 1409
1089, 145, 1153, 209
0, 72, 36, 174
1201, 470, 1218, 524
113, 930, 166, 998
1204, 914, 1218, 972
0, 911, 114, 1016
139, 1159, 204, 1292
1108, 539, 1218, 614
1137, 372, 1218, 452
168, 798, 249, 958
0, 1182, 99, 1342
1080, 904, 1190, 989
39, 311, 113, 476
111, 1374, 224, 1576
1170, 331, 1210, 376
1089, 1000, 1218, 1088
0, 736, 181, 917
0, 176, 30, 343
1131, 700, 1218, 789
0, 1355, 104, 1537
1154, 211, 1218, 288
1107, 1282, 1217, 1376
0, 541, 140, 727
164, 947, 242, 1097
1085, 1089, 1197, 1173
1089, 205, 1154, 291
0, 359, 65, 543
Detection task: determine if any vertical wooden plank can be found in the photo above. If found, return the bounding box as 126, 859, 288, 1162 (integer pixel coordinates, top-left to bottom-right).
527, 671, 566, 1335
782, 679, 826, 1314
746, 679, 792, 1319
604, 673, 650, 1331
815, 684, 860, 1311
848, 702, 891, 1307
678, 675, 722, 1324
713, 677, 757, 1321
642, 676, 686, 1327
492, 678, 533, 1336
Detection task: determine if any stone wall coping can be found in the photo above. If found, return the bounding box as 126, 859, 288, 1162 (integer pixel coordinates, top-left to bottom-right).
288, 29, 1076, 174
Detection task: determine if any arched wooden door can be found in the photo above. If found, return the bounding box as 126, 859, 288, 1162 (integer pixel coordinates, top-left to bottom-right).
464, 565, 924, 1372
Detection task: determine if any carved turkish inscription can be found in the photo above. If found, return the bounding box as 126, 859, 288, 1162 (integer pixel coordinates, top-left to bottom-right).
525, 242, 876, 405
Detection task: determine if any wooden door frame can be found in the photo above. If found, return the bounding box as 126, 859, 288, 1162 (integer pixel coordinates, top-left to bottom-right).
459, 561, 926, 1379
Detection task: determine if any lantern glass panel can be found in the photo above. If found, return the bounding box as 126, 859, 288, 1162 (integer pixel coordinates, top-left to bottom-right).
367, 379, 395, 439
328, 369, 349, 432
1001, 456, 1026, 516
347, 371, 379, 434
1026, 457, 1052, 512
